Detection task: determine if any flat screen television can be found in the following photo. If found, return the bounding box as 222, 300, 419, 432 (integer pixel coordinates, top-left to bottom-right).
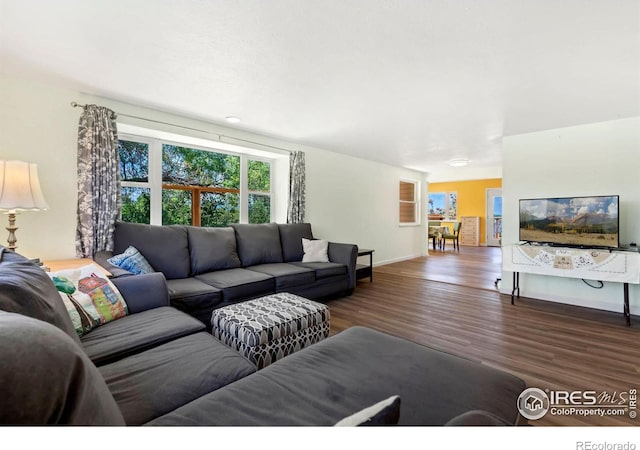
519, 195, 619, 249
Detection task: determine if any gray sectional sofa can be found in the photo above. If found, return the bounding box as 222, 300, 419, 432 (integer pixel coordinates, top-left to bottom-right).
0, 246, 526, 426
95, 222, 358, 326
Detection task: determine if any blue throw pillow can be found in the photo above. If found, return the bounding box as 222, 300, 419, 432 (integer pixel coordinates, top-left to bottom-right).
108, 246, 154, 275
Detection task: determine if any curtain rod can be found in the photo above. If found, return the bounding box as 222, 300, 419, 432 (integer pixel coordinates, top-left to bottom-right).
70, 102, 293, 154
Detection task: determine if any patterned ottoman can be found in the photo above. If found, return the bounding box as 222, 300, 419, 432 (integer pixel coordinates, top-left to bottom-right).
211, 293, 330, 369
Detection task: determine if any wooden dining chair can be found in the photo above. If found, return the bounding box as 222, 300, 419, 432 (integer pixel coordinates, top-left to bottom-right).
442, 222, 462, 251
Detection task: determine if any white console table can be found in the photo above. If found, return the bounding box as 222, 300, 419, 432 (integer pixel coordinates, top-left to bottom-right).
503, 244, 640, 326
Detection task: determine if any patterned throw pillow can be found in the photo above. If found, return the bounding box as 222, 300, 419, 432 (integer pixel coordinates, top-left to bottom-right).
48, 264, 129, 337
107, 246, 154, 275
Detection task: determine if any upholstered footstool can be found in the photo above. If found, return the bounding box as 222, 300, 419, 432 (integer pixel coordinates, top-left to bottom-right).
211, 293, 330, 369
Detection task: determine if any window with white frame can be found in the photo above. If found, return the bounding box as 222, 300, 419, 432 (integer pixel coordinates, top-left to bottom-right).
119, 139, 152, 224
427, 191, 457, 221
247, 159, 271, 224
118, 134, 272, 226
399, 179, 420, 225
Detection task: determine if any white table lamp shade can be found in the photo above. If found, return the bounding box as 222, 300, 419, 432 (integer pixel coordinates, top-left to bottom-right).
0, 160, 49, 211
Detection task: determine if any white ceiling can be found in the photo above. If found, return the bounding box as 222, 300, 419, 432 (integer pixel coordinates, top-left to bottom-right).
1, 0, 639, 175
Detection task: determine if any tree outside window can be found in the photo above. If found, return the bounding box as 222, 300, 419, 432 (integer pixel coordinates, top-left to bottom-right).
161, 144, 240, 226
119, 140, 151, 224
248, 160, 271, 224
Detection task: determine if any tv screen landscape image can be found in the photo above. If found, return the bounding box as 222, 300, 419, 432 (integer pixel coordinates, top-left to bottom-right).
519, 195, 619, 249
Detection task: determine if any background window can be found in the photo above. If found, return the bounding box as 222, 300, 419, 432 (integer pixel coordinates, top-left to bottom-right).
119, 140, 150, 224
161, 145, 240, 226
247, 159, 271, 224
428, 191, 457, 221
399, 180, 419, 225
118, 136, 273, 227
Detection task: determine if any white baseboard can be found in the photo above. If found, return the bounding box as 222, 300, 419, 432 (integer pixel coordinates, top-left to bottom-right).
373, 254, 423, 267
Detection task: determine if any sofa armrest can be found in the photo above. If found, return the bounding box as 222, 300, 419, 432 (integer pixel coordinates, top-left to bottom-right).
111, 272, 170, 314
328, 242, 358, 290
93, 251, 135, 279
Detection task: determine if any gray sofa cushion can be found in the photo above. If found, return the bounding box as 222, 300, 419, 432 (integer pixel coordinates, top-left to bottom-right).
166, 278, 222, 306
195, 268, 275, 301
166, 278, 223, 325
187, 226, 241, 275
0, 247, 81, 346
246, 263, 315, 290
149, 326, 525, 426
81, 307, 205, 366
113, 222, 190, 279
279, 275, 349, 300
231, 223, 283, 266
278, 223, 314, 262
0, 311, 124, 425
100, 332, 256, 425
291, 261, 348, 279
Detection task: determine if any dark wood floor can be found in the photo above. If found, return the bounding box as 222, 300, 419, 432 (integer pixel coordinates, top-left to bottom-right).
327, 246, 640, 426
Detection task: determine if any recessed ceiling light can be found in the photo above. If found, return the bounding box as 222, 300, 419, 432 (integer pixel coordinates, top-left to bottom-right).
225, 116, 241, 124
447, 158, 469, 167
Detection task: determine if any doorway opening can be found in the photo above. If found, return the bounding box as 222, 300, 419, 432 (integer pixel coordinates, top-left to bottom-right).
486, 188, 502, 247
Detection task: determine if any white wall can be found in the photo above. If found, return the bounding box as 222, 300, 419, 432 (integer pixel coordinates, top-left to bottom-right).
0, 74, 79, 260
0, 73, 426, 264
501, 117, 640, 313
303, 146, 427, 265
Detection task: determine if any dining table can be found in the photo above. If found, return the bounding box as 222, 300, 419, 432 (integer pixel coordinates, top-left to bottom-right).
428, 225, 450, 251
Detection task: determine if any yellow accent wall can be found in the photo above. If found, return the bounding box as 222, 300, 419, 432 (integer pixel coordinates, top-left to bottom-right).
428, 178, 502, 245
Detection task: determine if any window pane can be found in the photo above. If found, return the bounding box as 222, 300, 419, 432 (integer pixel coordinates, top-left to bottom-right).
121, 187, 150, 224
162, 189, 192, 225
493, 196, 503, 217
200, 192, 240, 227
248, 160, 270, 192
493, 217, 503, 239
428, 192, 446, 216
162, 145, 240, 189
249, 194, 271, 224
399, 181, 415, 202
118, 140, 149, 182
399, 202, 416, 223
447, 192, 457, 220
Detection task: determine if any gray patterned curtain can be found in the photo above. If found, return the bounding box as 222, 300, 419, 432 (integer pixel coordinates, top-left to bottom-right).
287, 151, 306, 223
75, 105, 120, 257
